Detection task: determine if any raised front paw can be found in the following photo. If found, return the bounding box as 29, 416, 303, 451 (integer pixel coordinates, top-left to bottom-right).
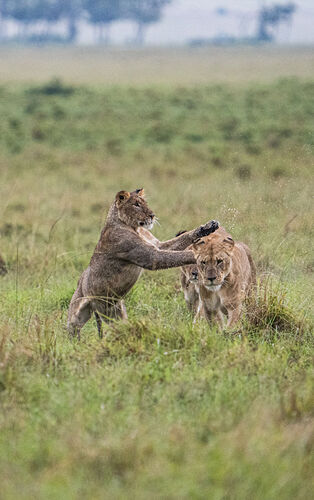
196, 220, 219, 239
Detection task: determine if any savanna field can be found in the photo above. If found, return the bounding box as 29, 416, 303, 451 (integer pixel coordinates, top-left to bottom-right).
0, 47, 313, 499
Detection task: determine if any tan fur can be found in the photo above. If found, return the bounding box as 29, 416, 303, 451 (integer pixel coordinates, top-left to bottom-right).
192, 229, 256, 329
180, 227, 230, 314
180, 264, 199, 313
67, 189, 219, 338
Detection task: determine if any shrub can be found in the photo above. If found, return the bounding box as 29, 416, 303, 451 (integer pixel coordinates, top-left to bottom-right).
26, 78, 75, 97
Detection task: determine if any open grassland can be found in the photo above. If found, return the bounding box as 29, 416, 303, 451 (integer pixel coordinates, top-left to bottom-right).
1, 46, 314, 85
0, 73, 313, 498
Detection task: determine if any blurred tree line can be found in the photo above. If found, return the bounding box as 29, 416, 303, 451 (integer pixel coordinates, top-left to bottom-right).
257, 3, 296, 42
0, 0, 171, 44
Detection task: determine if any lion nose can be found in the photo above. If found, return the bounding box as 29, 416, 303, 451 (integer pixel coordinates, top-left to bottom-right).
208, 276, 216, 282
192, 271, 198, 278
151, 213, 155, 218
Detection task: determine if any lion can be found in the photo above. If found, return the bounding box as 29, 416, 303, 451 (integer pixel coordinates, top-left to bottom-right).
180, 264, 199, 313
67, 188, 219, 338
192, 228, 256, 329
179, 228, 230, 315
175, 230, 199, 313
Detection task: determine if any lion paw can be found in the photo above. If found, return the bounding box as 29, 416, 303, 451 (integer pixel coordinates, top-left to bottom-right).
196, 220, 219, 239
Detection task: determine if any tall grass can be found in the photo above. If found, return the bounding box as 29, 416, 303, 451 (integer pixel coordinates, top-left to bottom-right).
245, 278, 308, 336
0, 76, 313, 499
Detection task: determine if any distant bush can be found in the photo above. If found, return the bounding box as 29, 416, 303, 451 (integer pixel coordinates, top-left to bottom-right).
235, 164, 252, 180
26, 78, 75, 96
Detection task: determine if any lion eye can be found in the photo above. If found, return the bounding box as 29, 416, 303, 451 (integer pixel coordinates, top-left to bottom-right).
217, 259, 223, 265
201, 261, 206, 265
134, 201, 140, 207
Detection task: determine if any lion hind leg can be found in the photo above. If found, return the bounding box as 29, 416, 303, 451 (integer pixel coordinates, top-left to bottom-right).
67, 296, 92, 340
226, 305, 242, 329
94, 312, 103, 339
119, 300, 128, 321
94, 299, 128, 338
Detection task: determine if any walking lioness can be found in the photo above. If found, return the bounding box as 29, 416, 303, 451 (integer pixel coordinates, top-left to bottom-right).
67, 189, 219, 338
192, 228, 256, 329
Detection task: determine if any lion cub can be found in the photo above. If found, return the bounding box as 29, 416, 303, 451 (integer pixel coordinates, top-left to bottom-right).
180, 264, 199, 313
192, 228, 256, 329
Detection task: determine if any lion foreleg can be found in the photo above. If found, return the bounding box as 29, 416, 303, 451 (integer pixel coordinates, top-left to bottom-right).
193, 300, 204, 325
226, 305, 242, 329
203, 303, 225, 330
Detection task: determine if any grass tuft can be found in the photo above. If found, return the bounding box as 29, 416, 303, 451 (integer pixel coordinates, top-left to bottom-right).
245, 278, 308, 336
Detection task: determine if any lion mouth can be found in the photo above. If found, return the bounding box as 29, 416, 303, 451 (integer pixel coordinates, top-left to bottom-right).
139, 219, 155, 230
204, 284, 222, 292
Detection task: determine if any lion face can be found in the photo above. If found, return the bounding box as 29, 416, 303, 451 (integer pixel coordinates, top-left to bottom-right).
193, 234, 235, 291
183, 264, 199, 284
115, 188, 155, 230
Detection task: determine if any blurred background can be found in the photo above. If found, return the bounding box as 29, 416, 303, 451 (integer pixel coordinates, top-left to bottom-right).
0, 0, 313, 46
1, 0, 314, 86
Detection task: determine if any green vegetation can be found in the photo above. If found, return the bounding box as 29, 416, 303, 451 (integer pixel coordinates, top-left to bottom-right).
0, 74, 313, 498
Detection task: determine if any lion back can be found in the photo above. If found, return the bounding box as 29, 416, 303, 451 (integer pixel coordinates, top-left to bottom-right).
236, 242, 256, 291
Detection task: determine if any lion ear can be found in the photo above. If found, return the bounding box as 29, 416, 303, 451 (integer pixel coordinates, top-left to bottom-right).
223, 236, 235, 252
192, 239, 206, 251
115, 190, 130, 205
135, 188, 145, 197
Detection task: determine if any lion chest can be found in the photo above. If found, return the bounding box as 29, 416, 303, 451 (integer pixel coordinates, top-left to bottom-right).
137, 228, 159, 248
199, 286, 222, 312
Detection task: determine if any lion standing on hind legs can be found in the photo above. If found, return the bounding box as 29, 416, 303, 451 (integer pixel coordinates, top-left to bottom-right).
67, 188, 219, 339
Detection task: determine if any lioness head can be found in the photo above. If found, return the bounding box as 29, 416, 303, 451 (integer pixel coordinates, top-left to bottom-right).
192, 232, 235, 292
115, 188, 155, 230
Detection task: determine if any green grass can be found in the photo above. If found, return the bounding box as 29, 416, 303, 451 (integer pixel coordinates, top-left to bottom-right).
0, 75, 313, 499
